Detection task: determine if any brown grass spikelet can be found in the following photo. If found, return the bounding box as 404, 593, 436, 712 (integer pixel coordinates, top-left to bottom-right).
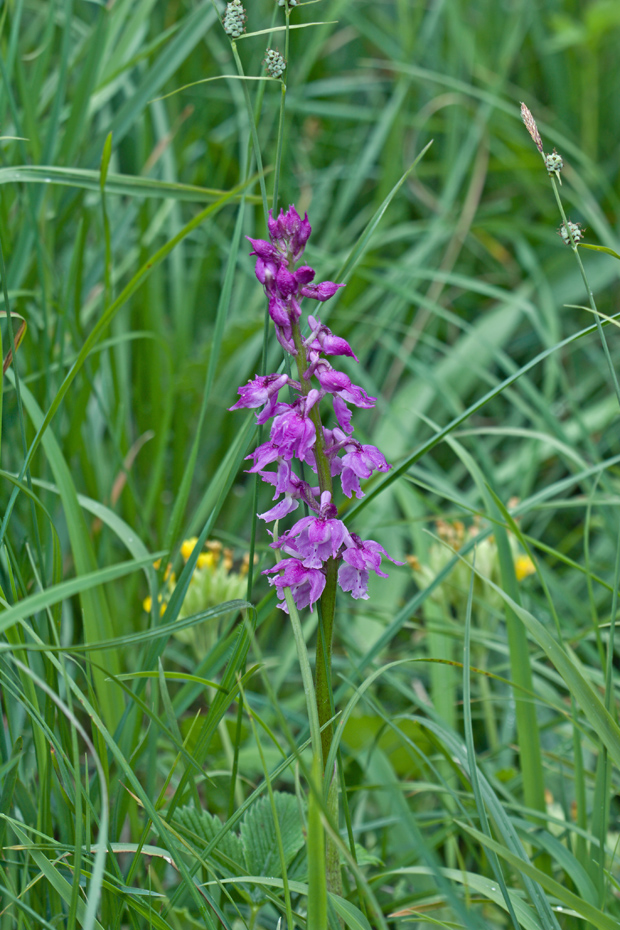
520, 102, 543, 153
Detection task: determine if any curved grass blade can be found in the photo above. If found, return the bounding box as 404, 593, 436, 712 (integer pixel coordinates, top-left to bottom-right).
0, 173, 260, 548
457, 822, 620, 930
1, 310, 27, 373
0, 553, 161, 637
0, 165, 260, 203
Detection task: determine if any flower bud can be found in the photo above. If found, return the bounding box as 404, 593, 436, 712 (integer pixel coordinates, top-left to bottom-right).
264, 48, 286, 79
223, 0, 246, 38
545, 150, 563, 176
559, 221, 584, 246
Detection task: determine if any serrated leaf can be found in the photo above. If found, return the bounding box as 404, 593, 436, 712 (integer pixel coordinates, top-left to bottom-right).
240, 793, 303, 877
173, 805, 244, 870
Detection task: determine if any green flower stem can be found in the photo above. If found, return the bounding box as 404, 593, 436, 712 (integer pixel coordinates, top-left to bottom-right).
231, 41, 269, 222
290, 319, 341, 896
276, 550, 323, 767
271, 7, 290, 211
314, 559, 337, 763
290, 322, 336, 761
549, 175, 620, 408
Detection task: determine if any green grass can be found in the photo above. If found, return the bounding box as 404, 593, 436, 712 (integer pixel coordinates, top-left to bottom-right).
2, 0, 620, 927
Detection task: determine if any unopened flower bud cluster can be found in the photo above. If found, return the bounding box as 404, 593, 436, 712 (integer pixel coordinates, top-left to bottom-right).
264, 48, 286, 79
230, 206, 403, 612
544, 150, 563, 175
559, 221, 584, 246
222, 0, 246, 37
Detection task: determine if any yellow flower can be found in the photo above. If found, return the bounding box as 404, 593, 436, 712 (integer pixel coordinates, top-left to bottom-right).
514, 555, 535, 581
143, 594, 166, 616
180, 538, 199, 561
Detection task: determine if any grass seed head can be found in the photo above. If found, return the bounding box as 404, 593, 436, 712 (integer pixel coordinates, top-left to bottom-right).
520, 102, 543, 153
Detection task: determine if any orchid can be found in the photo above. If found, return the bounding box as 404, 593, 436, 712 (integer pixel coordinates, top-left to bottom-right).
230, 205, 402, 611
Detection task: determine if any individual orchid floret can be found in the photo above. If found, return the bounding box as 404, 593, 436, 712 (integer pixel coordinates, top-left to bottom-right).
245, 440, 284, 472
258, 465, 316, 522
338, 534, 404, 600
273, 490, 352, 568
339, 439, 391, 498
306, 316, 357, 360
263, 558, 326, 613
229, 373, 293, 424
247, 237, 280, 264
270, 391, 320, 459
307, 359, 376, 409
267, 205, 311, 261
300, 280, 345, 302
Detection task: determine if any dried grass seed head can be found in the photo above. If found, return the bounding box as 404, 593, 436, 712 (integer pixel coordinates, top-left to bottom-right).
520, 102, 543, 153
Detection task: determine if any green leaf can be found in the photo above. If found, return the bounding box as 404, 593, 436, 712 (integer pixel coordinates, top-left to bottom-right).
578, 243, 620, 260
5, 819, 106, 930
0, 164, 258, 203
456, 822, 620, 930
330, 896, 373, 930
307, 755, 327, 930
388, 865, 549, 930
240, 792, 304, 877
0, 553, 161, 638
99, 131, 113, 190
173, 805, 245, 871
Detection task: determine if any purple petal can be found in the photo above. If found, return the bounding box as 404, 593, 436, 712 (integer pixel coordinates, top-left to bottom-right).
247, 237, 278, 261
294, 265, 315, 287
338, 563, 369, 599
300, 281, 344, 301
258, 497, 299, 522
275, 265, 297, 298
333, 396, 353, 434
340, 467, 363, 499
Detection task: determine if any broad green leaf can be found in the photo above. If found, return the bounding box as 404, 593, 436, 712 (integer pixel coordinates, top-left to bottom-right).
173, 805, 245, 870
240, 792, 304, 877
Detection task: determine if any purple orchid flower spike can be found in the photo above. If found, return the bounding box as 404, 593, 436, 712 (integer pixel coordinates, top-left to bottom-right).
231, 204, 402, 613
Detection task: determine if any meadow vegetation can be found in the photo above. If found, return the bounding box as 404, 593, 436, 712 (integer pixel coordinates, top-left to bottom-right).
2, 0, 620, 928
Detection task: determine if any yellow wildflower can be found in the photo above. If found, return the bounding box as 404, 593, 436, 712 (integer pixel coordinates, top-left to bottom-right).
143, 594, 166, 616
514, 555, 536, 581
180, 538, 199, 560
